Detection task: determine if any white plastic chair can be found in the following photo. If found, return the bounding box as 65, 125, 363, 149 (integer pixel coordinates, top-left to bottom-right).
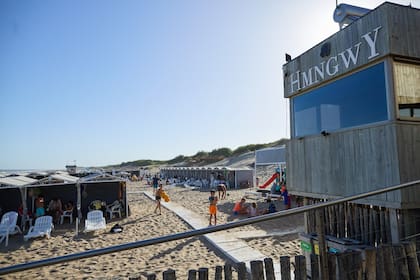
84, 210, 106, 232
23, 216, 54, 241
0, 211, 22, 246
60, 208, 73, 224
106, 200, 122, 219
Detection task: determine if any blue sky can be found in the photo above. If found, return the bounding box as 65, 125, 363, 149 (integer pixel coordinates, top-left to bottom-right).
1, 0, 418, 170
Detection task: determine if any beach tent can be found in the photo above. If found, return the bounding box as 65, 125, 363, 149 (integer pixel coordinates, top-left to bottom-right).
0, 176, 38, 211
0, 172, 128, 235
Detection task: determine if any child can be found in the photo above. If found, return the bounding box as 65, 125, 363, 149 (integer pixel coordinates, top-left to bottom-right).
154, 184, 163, 214
233, 198, 248, 215
248, 202, 258, 217
281, 185, 291, 210
208, 190, 218, 226
263, 199, 277, 214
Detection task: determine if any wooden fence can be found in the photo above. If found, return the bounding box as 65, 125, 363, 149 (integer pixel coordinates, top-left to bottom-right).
128, 242, 420, 279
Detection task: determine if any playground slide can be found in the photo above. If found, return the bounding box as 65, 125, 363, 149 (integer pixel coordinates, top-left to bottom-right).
258, 173, 278, 189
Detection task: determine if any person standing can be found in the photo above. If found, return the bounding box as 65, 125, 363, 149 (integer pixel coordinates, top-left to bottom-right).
208, 190, 218, 226
154, 184, 163, 215
152, 175, 159, 195
281, 185, 291, 210
217, 183, 227, 200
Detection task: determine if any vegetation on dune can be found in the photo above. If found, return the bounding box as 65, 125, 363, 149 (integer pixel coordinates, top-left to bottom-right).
110, 138, 288, 168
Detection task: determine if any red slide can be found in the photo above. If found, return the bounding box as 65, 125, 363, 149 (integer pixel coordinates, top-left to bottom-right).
258, 173, 278, 189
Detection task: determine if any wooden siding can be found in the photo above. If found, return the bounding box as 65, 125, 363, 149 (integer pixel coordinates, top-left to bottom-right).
283, 3, 420, 98
396, 123, 420, 208
286, 123, 412, 208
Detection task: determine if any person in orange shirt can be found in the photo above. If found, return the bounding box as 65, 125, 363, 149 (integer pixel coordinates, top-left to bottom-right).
208, 190, 218, 226
233, 198, 248, 215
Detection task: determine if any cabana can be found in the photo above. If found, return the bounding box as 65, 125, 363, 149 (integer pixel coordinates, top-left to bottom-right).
0, 172, 128, 235
160, 166, 253, 189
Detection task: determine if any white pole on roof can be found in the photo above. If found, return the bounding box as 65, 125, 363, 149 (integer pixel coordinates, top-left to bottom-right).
75, 181, 81, 236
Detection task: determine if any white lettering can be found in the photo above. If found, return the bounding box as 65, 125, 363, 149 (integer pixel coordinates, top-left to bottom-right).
287, 26, 382, 94
361, 26, 381, 59
326, 56, 339, 76
290, 71, 301, 93
313, 62, 325, 82
338, 42, 361, 68
302, 68, 313, 88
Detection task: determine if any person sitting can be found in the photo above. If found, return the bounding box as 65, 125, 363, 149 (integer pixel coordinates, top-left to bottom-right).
64, 201, 74, 212
48, 197, 63, 224
263, 199, 277, 214
248, 202, 259, 217
233, 198, 248, 215
35, 195, 46, 218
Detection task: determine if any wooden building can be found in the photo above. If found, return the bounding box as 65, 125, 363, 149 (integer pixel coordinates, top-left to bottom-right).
283, 2, 420, 246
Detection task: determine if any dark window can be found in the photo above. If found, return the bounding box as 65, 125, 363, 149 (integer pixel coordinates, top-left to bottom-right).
292, 62, 388, 137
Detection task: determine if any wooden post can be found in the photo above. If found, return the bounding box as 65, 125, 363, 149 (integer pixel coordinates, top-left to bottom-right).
188, 269, 197, 280
345, 202, 354, 238
214, 266, 223, 280
237, 262, 247, 280
372, 206, 379, 245
382, 244, 395, 280
280, 256, 291, 280
389, 209, 400, 243
224, 263, 233, 280
337, 251, 362, 280
351, 250, 363, 280
316, 209, 329, 280
403, 242, 420, 280
380, 208, 387, 243
376, 246, 386, 280
311, 253, 320, 280
250, 260, 264, 280
294, 255, 307, 280
354, 206, 361, 240
364, 247, 376, 280
163, 269, 176, 280
146, 274, 156, 280
336, 253, 347, 280
368, 207, 375, 245
303, 198, 309, 233
327, 253, 337, 280
363, 206, 369, 244
393, 244, 410, 280
337, 203, 346, 238
264, 258, 275, 280
198, 267, 209, 280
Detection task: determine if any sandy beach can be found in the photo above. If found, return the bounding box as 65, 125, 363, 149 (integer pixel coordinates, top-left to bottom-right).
0, 181, 304, 279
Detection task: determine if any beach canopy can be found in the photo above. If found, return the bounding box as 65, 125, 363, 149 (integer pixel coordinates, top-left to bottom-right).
0, 176, 38, 188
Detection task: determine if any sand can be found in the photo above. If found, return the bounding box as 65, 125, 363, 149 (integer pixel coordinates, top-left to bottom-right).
0, 181, 304, 279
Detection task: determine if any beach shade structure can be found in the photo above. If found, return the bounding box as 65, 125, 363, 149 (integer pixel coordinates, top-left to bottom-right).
24, 216, 54, 241
0, 211, 22, 247
84, 210, 106, 232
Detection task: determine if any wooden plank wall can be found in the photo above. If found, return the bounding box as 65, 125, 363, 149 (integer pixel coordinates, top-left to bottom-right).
287, 123, 402, 208
396, 123, 420, 208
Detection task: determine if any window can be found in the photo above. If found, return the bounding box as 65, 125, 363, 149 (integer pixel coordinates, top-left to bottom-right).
292, 62, 388, 137
394, 62, 420, 120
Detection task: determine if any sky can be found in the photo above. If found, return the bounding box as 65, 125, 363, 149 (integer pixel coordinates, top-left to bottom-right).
1, 0, 418, 170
